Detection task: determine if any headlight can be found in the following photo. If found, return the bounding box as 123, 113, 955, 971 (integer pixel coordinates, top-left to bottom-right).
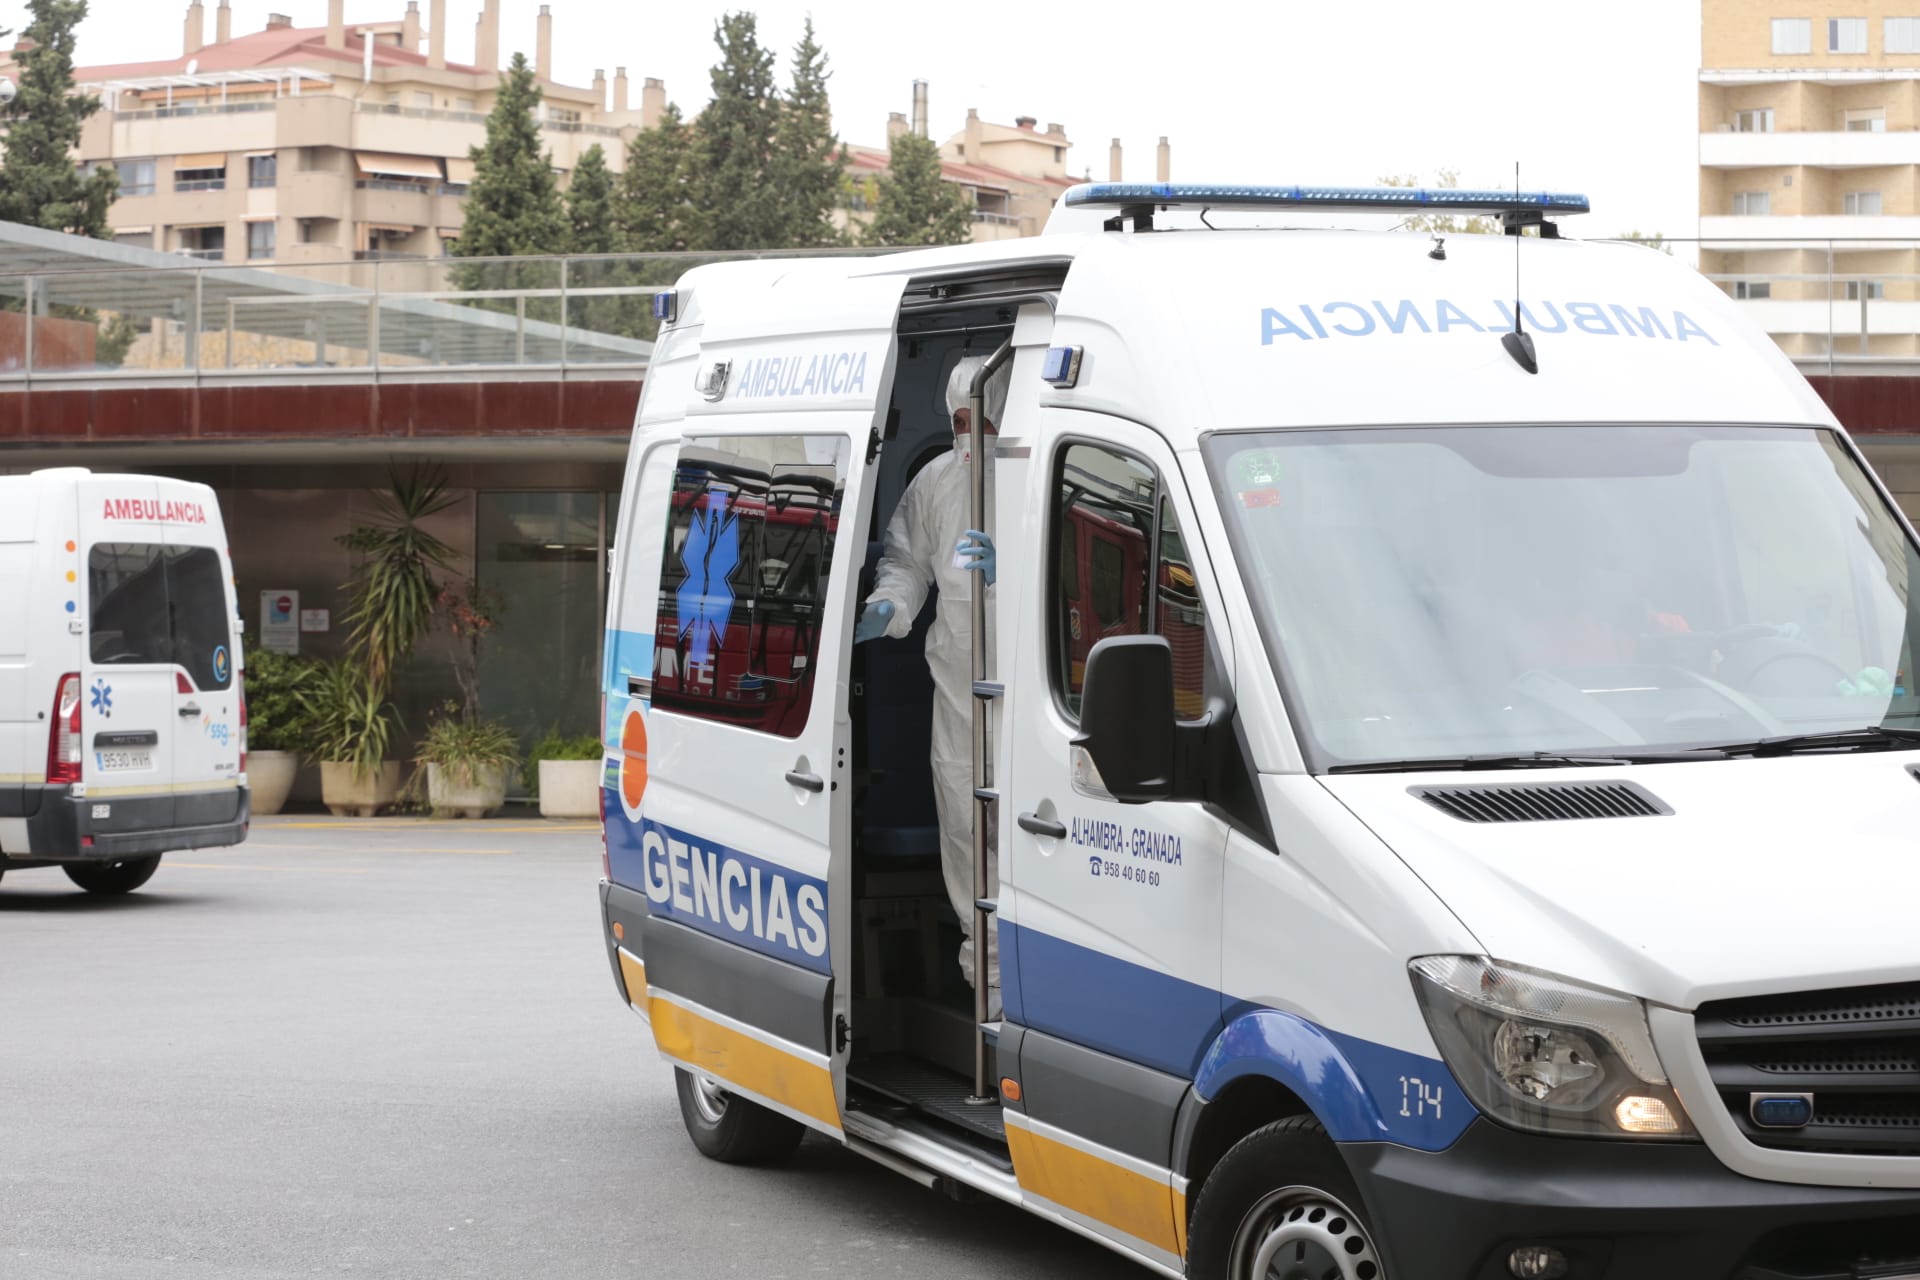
1410, 956, 1695, 1140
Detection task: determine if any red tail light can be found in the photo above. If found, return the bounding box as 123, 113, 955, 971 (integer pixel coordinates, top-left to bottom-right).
46, 673, 82, 785
238, 668, 249, 776
176, 671, 194, 695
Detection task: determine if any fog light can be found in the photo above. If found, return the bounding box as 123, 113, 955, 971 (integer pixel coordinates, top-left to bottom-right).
1614, 1094, 1683, 1135
1508, 1244, 1569, 1279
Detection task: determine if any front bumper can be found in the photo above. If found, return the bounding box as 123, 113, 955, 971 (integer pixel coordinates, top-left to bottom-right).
11, 785, 249, 862
1346, 1119, 1920, 1280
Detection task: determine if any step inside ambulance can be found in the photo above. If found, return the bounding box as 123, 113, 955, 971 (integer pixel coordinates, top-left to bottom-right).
598, 184, 1920, 1280
0, 468, 249, 894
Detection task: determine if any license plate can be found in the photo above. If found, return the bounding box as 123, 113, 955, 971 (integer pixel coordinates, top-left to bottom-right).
94, 750, 152, 772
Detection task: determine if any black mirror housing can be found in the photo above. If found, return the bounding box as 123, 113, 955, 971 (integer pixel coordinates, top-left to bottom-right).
1073, 635, 1177, 803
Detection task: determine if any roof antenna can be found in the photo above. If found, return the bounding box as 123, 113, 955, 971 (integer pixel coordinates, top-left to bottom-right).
1501, 160, 1539, 375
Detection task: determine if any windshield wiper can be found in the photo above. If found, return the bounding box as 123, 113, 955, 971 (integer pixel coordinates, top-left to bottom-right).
1327, 749, 1723, 775
1710, 725, 1920, 758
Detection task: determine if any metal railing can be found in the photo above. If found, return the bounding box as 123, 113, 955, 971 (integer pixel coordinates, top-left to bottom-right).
354, 100, 621, 137
0, 247, 887, 382
113, 101, 278, 120
174, 179, 227, 193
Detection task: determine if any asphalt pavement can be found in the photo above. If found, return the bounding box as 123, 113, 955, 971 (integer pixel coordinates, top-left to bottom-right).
0, 817, 1126, 1280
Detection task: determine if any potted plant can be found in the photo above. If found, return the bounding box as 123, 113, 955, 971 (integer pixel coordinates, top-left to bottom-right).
337, 468, 459, 692
417, 708, 519, 819
242, 651, 321, 815
526, 728, 605, 819
303, 660, 401, 817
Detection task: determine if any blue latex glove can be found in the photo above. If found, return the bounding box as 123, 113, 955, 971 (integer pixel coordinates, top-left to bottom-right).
854, 600, 895, 643
955, 529, 996, 587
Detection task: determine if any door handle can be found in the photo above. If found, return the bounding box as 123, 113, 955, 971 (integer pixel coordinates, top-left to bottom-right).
785, 769, 825, 793
178, 704, 201, 718
1017, 811, 1067, 839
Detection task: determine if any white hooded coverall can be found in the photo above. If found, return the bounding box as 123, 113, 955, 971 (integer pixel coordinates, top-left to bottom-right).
864, 355, 1011, 989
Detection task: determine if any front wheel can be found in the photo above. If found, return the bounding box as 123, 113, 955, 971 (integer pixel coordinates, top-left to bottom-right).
1187, 1115, 1385, 1280
63, 856, 161, 895
672, 1068, 805, 1165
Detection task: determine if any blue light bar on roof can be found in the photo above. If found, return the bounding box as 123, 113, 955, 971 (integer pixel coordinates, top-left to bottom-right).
1061, 182, 1591, 217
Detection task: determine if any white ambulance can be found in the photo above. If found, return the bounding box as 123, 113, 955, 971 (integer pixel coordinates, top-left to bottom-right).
598, 185, 1920, 1280
0, 468, 248, 894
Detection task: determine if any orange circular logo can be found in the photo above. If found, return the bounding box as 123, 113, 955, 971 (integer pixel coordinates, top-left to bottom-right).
619, 705, 648, 817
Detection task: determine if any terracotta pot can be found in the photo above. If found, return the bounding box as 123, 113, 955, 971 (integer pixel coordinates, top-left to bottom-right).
320, 761, 403, 817
426, 762, 508, 819
538, 759, 602, 819
248, 750, 300, 816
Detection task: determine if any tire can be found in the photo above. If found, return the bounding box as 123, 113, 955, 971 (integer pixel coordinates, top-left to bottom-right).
672, 1067, 806, 1165
1187, 1115, 1385, 1280
63, 856, 161, 896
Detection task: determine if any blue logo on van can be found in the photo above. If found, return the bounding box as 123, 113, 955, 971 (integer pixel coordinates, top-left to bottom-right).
676, 491, 739, 669
89, 680, 112, 718
212, 646, 230, 685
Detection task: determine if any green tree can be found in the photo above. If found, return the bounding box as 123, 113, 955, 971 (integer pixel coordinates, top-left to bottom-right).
696, 12, 783, 249
1618, 230, 1674, 255
566, 144, 618, 254
864, 130, 973, 247
455, 52, 568, 260
771, 17, 846, 248
0, 0, 115, 236
1378, 170, 1496, 235
620, 102, 705, 252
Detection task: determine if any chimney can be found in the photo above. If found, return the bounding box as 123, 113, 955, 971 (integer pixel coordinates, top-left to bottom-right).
476, 0, 500, 72
183, 1, 204, 56
427, 0, 445, 68
592, 68, 606, 111
1156, 136, 1170, 183
536, 5, 553, 82
265, 13, 293, 30
401, 2, 421, 52
963, 107, 982, 161
911, 79, 929, 138
641, 76, 665, 128
215, 0, 231, 45
1109, 138, 1122, 181
888, 111, 908, 140
613, 66, 629, 112
326, 0, 345, 50
1014, 115, 1036, 131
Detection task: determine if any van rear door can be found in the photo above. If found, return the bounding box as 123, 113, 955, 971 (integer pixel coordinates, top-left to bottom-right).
80, 479, 178, 829
158, 484, 243, 830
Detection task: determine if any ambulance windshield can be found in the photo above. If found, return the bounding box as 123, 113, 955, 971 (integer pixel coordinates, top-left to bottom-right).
1207, 424, 1920, 770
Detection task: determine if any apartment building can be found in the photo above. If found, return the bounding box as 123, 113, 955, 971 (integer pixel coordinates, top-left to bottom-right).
1700, 0, 1920, 362
0, 0, 666, 267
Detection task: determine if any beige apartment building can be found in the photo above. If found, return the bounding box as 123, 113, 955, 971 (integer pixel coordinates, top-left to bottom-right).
1701, 0, 1920, 363
2, 0, 666, 266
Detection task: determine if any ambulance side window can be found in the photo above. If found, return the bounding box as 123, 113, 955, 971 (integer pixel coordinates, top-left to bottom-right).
652, 434, 849, 738
1051, 443, 1210, 720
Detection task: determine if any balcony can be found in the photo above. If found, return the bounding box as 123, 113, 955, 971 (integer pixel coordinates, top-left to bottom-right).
1700, 215, 1920, 247
1700, 129, 1920, 169
174, 178, 227, 193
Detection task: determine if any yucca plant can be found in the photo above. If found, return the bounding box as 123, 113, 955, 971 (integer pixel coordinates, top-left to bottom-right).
415, 709, 520, 791
338, 467, 460, 691
300, 659, 395, 780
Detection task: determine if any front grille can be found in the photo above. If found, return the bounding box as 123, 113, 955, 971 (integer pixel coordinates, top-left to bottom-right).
1696, 981, 1920, 1156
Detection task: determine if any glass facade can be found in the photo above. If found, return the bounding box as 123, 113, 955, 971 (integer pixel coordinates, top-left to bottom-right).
475, 492, 609, 744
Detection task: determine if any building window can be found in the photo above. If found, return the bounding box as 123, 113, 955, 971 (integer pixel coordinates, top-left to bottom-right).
1844, 190, 1883, 215
174, 161, 226, 192
115, 158, 156, 196
1889, 17, 1920, 52
1772, 17, 1812, 54
113, 229, 154, 251
1829, 17, 1868, 52
456, 96, 477, 112
1732, 191, 1772, 216
248, 154, 277, 188
651, 434, 849, 738
1846, 280, 1886, 300
549, 106, 582, 124
1843, 108, 1887, 131
413, 91, 433, 109
1734, 108, 1775, 132
177, 225, 225, 261
1733, 281, 1773, 300
247, 221, 276, 260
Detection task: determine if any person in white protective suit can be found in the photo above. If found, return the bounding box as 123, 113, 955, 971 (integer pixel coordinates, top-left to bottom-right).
855, 354, 1009, 1001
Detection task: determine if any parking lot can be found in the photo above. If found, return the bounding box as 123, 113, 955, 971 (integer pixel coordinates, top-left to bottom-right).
0, 818, 1120, 1280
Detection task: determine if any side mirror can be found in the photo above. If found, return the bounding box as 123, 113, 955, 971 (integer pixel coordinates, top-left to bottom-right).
1073, 635, 1176, 803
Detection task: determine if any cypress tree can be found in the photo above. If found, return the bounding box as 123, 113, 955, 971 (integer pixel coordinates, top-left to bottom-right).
455, 53, 568, 259
565, 144, 618, 255
771, 17, 845, 248
696, 12, 782, 250
865, 131, 973, 247
620, 103, 705, 253
0, 0, 116, 236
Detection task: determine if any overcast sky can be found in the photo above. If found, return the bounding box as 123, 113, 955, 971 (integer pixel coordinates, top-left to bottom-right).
36, 0, 1703, 246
